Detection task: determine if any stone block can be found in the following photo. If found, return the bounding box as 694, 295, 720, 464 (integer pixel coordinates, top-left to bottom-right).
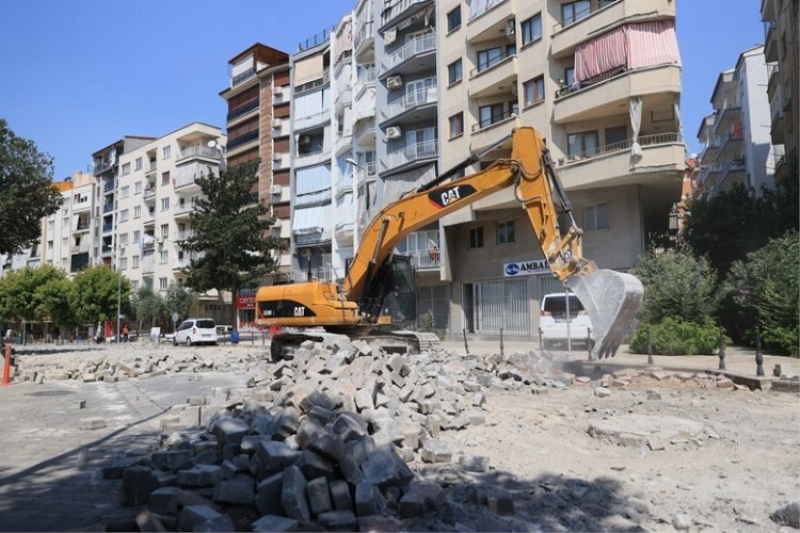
329, 479, 354, 512
299, 389, 337, 413
210, 417, 250, 446
254, 472, 284, 516
354, 388, 375, 411
358, 515, 402, 532
151, 450, 193, 472
306, 476, 333, 516
297, 448, 336, 480
135, 509, 166, 533
332, 412, 368, 441
361, 446, 413, 488
147, 487, 181, 515
459, 455, 489, 472
281, 466, 311, 522
251, 515, 298, 533
256, 440, 302, 475
339, 454, 365, 485
177, 465, 223, 487
307, 433, 344, 461
420, 439, 452, 464
355, 482, 385, 517
487, 495, 515, 516
122, 466, 160, 507
79, 417, 106, 430
399, 482, 444, 518
213, 475, 255, 505
296, 417, 326, 449
308, 405, 335, 425
318, 510, 358, 531
177, 505, 231, 532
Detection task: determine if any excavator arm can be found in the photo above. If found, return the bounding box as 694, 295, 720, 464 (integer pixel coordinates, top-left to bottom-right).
342, 127, 642, 359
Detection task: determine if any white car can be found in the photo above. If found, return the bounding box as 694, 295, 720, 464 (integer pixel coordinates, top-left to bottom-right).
538, 292, 594, 350
174, 318, 218, 346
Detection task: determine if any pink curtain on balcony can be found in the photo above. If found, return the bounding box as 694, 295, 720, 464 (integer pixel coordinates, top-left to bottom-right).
573, 20, 681, 85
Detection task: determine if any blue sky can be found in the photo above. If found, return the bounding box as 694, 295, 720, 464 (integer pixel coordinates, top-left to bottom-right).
0, 0, 764, 179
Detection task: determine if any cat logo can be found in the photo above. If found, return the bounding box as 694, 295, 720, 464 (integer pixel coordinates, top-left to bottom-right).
428, 185, 477, 209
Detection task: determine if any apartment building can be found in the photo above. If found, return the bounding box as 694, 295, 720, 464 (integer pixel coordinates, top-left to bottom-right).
761, 0, 799, 185
435, 0, 685, 340
696, 46, 778, 196
111, 123, 226, 322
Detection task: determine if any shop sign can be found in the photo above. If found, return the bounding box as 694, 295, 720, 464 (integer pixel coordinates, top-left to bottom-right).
503, 259, 549, 277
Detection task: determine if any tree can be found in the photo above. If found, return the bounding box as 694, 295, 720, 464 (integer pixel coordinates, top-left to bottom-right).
131, 286, 167, 331
164, 284, 194, 322
725, 231, 799, 356
181, 160, 281, 328
36, 276, 76, 338
0, 119, 63, 256
0, 265, 69, 343
630, 247, 720, 325
69, 265, 130, 327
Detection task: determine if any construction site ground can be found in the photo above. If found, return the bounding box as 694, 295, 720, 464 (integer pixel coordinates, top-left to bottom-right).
0, 339, 797, 532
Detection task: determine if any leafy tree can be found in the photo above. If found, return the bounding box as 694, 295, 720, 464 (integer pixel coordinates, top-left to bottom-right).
0, 119, 63, 256
37, 277, 76, 338
630, 247, 720, 325
725, 231, 799, 356
0, 265, 68, 342
164, 284, 194, 322
69, 265, 130, 327
181, 161, 281, 327
131, 286, 167, 331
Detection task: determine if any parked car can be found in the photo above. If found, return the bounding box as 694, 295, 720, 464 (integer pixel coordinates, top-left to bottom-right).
173, 318, 218, 346
538, 292, 594, 350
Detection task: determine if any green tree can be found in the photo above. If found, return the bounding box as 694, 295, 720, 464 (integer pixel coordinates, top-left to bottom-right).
0, 119, 63, 256
630, 247, 720, 325
725, 231, 799, 356
131, 286, 167, 331
37, 276, 76, 339
164, 284, 194, 322
181, 161, 281, 327
0, 265, 69, 342
69, 265, 130, 327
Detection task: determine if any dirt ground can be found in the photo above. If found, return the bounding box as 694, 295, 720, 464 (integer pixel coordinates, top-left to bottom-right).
0, 342, 798, 532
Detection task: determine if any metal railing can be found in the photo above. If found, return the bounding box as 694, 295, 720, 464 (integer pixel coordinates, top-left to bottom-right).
380, 0, 429, 26
552, 0, 620, 33
558, 132, 682, 166
383, 140, 438, 170
472, 108, 517, 132
289, 268, 336, 282
227, 130, 259, 150
382, 33, 435, 72
470, 49, 515, 78
179, 145, 220, 161
381, 85, 437, 122
103, 203, 114, 213
231, 67, 255, 87
227, 100, 259, 121
102, 222, 113, 233
298, 25, 334, 52
354, 21, 374, 50
103, 180, 115, 192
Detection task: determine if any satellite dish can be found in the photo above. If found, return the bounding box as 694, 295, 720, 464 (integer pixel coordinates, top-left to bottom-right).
207, 140, 218, 148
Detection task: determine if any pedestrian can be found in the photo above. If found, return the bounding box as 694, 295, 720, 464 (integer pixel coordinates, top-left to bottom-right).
122, 324, 129, 343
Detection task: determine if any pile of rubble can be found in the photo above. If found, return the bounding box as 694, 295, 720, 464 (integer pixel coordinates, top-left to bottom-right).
110, 339, 572, 532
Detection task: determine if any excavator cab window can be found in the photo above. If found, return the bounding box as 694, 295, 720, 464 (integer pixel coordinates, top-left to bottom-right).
363, 255, 417, 328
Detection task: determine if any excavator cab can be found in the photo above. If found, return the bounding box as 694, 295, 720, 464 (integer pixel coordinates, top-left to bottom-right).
359, 254, 417, 329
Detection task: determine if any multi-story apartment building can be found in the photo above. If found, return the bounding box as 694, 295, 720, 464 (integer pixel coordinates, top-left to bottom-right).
113, 122, 226, 322
761, 0, 799, 185
696, 46, 778, 195
434, 0, 685, 340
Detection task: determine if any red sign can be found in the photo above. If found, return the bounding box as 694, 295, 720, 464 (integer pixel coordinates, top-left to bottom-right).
237, 295, 256, 309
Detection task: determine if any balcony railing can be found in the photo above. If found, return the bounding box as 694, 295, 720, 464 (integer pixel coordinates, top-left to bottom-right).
295, 110, 330, 131
298, 26, 334, 52
472, 108, 517, 133
103, 203, 114, 213
383, 33, 436, 72
289, 268, 336, 283
380, 0, 429, 26
553, 0, 620, 32
103, 180, 115, 192
178, 145, 220, 161
231, 67, 256, 87
557, 132, 682, 166
381, 85, 437, 122
383, 140, 438, 170
144, 187, 156, 200
470, 50, 515, 78
403, 248, 441, 269
102, 222, 113, 233
94, 161, 112, 175
354, 21, 374, 51
227, 130, 259, 150
227, 100, 259, 121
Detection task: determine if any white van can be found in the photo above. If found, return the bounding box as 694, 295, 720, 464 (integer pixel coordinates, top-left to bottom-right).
538, 292, 593, 349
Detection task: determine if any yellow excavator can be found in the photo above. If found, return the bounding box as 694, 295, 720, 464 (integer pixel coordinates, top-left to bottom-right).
256, 127, 643, 361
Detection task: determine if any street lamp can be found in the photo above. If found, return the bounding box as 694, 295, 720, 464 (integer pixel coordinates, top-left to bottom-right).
115, 245, 125, 343
208, 139, 227, 172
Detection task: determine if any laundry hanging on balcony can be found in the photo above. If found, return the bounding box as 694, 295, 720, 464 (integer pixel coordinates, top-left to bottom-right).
573, 20, 681, 87
629, 96, 643, 162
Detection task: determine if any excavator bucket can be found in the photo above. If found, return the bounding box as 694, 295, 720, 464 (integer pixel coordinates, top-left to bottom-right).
567, 270, 644, 360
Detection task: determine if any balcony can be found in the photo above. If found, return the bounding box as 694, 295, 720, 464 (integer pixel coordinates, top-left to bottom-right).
719, 159, 747, 190
466, 0, 512, 44
382, 140, 438, 172
145, 161, 157, 177
380, 85, 437, 125
335, 220, 354, 245
555, 132, 684, 189
767, 62, 781, 100
73, 199, 92, 213
102, 222, 114, 233
699, 137, 720, 165
227, 130, 259, 151
552, 1, 674, 58
356, 162, 377, 189
227, 100, 259, 122
381, 33, 436, 77
713, 98, 742, 137
404, 248, 440, 271
718, 128, 743, 159
354, 21, 374, 58
94, 161, 113, 175
554, 64, 681, 124
232, 67, 256, 88
379, 0, 432, 30
103, 180, 115, 193
175, 163, 210, 194
177, 145, 220, 163
289, 268, 336, 283
470, 111, 519, 153
764, 19, 778, 62
144, 186, 156, 201
295, 148, 329, 169
143, 210, 156, 226
102, 202, 114, 213
297, 26, 334, 53
771, 110, 786, 145
294, 110, 330, 132
75, 220, 91, 233
336, 87, 353, 112
469, 53, 517, 99
173, 201, 196, 220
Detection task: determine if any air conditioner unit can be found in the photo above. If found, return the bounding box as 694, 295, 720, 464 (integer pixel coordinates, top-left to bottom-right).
273, 118, 282, 128
386, 75, 403, 90
270, 185, 282, 194
386, 126, 402, 139
505, 19, 516, 36
299, 135, 312, 145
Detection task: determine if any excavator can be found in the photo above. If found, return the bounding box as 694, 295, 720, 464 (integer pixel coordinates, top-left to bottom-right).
256, 127, 643, 362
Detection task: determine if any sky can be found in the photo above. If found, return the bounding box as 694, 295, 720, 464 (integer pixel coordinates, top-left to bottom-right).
0, 0, 766, 180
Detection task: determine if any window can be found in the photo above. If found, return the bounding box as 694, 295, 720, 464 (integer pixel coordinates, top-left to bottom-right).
121, 185, 130, 198
159, 277, 168, 290
567, 130, 599, 159
132, 255, 140, 268
605, 125, 627, 147
447, 6, 461, 32
521, 14, 542, 46
523, 76, 545, 106
161, 198, 170, 211
162, 146, 171, 159
119, 209, 129, 223
160, 250, 168, 264
449, 113, 464, 138
135, 157, 142, 171
48, 220, 55, 232
448, 59, 463, 85
562, 0, 591, 27
477, 47, 502, 72
469, 227, 484, 249
120, 257, 128, 270
133, 230, 141, 243
62, 237, 68, 249
135, 181, 142, 194
131, 280, 139, 291
160, 224, 169, 238
122, 163, 130, 176
161, 171, 170, 187
134, 205, 141, 219
497, 220, 515, 245
478, 103, 504, 129
565, 67, 575, 87
584, 202, 609, 230
119, 233, 129, 245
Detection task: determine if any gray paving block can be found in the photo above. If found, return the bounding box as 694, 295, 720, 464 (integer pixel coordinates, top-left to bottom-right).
210, 416, 250, 446
296, 417, 326, 449
281, 465, 311, 522
329, 479, 354, 512
299, 389, 337, 413
254, 472, 285, 516
399, 482, 444, 518
177, 505, 234, 532
213, 475, 255, 505
251, 515, 298, 533
151, 450, 193, 472
297, 448, 336, 480
306, 433, 344, 461
355, 482, 385, 517
122, 466, 160, 507
255, 440, 302, 475
317, 510, 358, 531
79, 417, 106, 430
147, 487, 181, 515
420, 439, 452, 463
306, 476, 333, 516
177, 464, 223, 487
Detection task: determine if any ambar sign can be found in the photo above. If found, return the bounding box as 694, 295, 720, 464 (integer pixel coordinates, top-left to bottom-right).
504, 260, 549, 277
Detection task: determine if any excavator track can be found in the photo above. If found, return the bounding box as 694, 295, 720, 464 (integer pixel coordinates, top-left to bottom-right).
269, 329, 441, 362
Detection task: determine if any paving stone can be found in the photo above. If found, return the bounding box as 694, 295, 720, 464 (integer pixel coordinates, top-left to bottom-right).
420, 439, 452, 464
79, 417, 106, 430
297, 448, 336, 480
594, 387, 611, 398
147, 487, 181, 515
329, 479, 354, 512
256, 440, 302, 475
459, 454, 490, 472
177, 465, 223, 487
135, 509, 166, 533
210, 416, 250, 446
177, 505, 234, 532
151, 450, 193, 472
213, 475, 255, 505
306, 476, 333, 516
281, 466, 311, 522
317, 510, 358, 531
357, 515, 402, 532
254, 472, 285, 516
122, 466, 161, 506
355, 482, 384, 517
251, 515, 298, 533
